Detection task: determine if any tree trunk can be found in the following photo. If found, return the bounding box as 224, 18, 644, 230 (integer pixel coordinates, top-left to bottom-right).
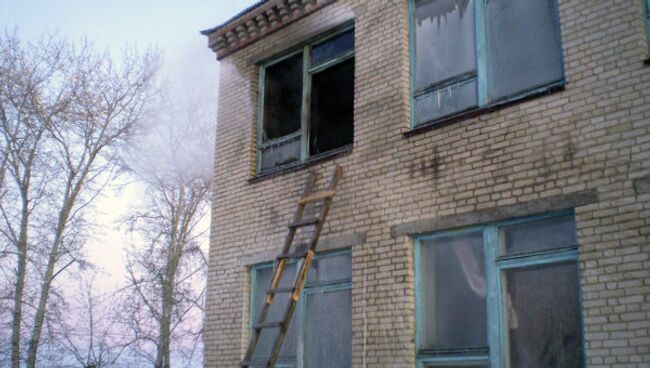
11, 194, 30, 368
155, 236, 182, 368
11, 233, 27, 368
156, 283, 173, 368
26, 207, 68, 368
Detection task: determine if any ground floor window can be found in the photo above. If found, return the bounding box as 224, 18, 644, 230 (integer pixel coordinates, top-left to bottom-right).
249, 250, 352, 367
415, 212, 584, 367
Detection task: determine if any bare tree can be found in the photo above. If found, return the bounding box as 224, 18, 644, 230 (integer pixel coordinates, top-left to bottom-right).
0, 30, 158, 368
121, 91, 212, 368
51, 274, 135, 368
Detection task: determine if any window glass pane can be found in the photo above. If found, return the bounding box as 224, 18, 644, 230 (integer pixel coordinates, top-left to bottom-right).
311, 30, 354, 66
263, 53, 303, 140
307, 253, 351, 285
420, 231, 487, 350
414, 79, 477, 125
305, 288, 352, 368
260, 137, 301, 171
251, 265, 299, 363
414, 0, 476, 92
309, 58, 354, 155
504, 261, 584, 368
486, 0, 563, 101
502, 215, 577, 256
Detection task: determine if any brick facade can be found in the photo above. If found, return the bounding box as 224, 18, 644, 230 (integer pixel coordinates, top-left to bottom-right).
203, 1, 650, 366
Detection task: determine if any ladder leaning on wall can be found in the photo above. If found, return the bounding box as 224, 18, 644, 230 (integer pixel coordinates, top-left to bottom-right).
240, 165, 343, 368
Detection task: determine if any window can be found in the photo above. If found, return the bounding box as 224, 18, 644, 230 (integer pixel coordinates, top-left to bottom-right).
249, 251, 352, 367
415, 212, 584, 368
257, 27, 354, 173
410, 0, 564, 127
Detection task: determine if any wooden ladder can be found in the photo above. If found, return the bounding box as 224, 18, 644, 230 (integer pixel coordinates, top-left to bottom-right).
241, 165, 343, 368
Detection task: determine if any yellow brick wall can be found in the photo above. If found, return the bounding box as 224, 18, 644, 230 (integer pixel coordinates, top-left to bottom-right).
204, 0, 650, 366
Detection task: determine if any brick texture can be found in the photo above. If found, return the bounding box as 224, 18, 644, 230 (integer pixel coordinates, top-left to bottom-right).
203, 0, 650, 366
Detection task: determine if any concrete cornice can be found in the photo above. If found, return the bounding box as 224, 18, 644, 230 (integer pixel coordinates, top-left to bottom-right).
202, 0, 336, 60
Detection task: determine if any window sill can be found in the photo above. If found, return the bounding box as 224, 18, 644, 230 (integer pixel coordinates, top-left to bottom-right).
404, 83, 565, 138
249, 144, 353, 184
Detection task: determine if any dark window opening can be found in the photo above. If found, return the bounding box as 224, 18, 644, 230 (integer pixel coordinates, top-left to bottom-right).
309, 58, 354, 156
263, 53, 303, 140
257, 27, 354, 174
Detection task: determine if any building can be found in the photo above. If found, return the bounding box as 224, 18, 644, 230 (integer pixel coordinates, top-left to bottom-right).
202, 0, 650, 366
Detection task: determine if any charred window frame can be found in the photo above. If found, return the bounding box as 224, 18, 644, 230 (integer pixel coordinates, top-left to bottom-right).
256, 26, 354, 174
409, 0, 565, 128
414, 211, 585, 368
248, 250, 352, 367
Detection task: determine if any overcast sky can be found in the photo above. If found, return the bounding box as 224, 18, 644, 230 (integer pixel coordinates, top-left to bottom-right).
0, 0, 258, 289
1, 0, 258, 94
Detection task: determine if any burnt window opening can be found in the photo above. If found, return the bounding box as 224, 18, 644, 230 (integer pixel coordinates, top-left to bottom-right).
263, 53, 303, 140
309, 58, 354, 156
257, 27, 354, 173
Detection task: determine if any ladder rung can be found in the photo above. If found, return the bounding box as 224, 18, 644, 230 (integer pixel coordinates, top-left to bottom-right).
255, 321, 284, 330
298, 190, 336, 205
267, 286, 294, 294
277, 250, 308, 260
288, 218, 320, 229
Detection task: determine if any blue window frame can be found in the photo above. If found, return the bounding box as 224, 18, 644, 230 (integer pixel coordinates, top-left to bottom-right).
409, 0, 565, 128
249, 250, 352, 367
414, 212, 585, 367
256, 25, 355, 173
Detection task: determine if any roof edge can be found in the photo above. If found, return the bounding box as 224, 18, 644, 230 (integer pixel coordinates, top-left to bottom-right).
200, 0, 269, 36
202, 0, 336, 60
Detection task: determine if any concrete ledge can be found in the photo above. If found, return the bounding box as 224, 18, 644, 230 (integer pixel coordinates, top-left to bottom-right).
390, 189, 598, 238
239, 231, 366, 266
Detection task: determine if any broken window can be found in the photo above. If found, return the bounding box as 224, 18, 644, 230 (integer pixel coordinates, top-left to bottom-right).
309, 58, 354, 155
250, 251, 352, 367
415, 212, 584, 367
411, 0, 564, 127
257, 27, 354, 173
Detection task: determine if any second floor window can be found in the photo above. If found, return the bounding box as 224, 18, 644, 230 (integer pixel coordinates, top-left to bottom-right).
411, 0, 564, 127
257, 28, 354, 173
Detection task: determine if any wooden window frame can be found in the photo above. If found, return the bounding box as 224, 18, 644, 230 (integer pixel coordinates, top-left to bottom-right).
414, 211, 585, 368
256, 24, 355, 174
408, 0, 566, 130
249, 249, 352, 367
